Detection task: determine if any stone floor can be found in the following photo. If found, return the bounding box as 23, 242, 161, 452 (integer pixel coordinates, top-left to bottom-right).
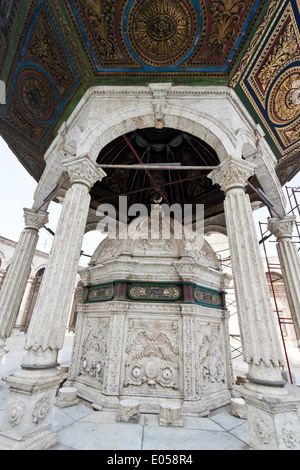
0, 333, 299, 451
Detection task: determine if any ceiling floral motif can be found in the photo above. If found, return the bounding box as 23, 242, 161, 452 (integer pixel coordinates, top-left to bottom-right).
235, 0, 300, 179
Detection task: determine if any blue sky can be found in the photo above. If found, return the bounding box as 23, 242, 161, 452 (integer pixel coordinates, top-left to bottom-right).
0, 136, 299, 264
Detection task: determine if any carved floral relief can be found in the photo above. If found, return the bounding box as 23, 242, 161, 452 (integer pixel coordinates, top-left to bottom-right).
196, 323, 227, 391
123, 319, 180, 393
78, 318, 110, 386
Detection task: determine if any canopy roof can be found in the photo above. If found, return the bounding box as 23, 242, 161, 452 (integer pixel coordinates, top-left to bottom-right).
0, 0, 299, 185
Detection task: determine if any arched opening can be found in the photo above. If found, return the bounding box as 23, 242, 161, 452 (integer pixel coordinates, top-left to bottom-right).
90, 127, 225, 225
21, 267, 45, 333
87, 127, 259, 228
68, 281, 84, 332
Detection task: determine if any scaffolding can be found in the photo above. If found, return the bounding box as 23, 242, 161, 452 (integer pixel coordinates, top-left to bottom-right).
216, 249, 244, 364
258, 186, 300, 385
286, 186, 300, 251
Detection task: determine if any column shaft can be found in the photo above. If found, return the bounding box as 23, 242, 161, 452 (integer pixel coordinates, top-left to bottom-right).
22, 157, 106, 368
0, 210, 48, 344
268, 216, 300, 345
24, 184, 91, 363
209, 157, 284, 386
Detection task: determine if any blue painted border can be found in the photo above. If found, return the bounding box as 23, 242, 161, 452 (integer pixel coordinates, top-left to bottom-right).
1, 0, 80, 144
242, 0, 300, 151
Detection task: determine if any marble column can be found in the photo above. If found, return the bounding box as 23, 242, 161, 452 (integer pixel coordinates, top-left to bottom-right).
22, 157, 106, 368
208, 157, 300, 450
268, 215, 300, 346
0, 156, 106, 450
0, 209, 48, 360
209, 157, 284, 386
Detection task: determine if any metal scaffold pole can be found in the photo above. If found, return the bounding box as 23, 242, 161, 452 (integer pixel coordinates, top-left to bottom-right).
259, 221, 294, 384
257, 185, 300, 385
286, 186, 300, 251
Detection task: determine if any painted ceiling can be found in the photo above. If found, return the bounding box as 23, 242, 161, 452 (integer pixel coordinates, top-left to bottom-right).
0, 0, 299, 185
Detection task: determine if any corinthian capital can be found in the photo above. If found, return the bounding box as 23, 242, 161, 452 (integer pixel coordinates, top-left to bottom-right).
268, 215, 296, 240
208, 156, 255, 194
23, 208, 49, 231
63, 156, 106, 189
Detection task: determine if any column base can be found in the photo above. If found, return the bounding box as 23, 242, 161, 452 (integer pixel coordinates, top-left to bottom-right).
0, 367, 62, 450
241, 383, 300, 450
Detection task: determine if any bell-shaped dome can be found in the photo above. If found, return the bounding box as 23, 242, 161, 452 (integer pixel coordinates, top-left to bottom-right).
90, 205, 220, 270
82, 206, 227, 292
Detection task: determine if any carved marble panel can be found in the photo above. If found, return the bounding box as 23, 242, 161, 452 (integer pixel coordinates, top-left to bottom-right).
195, 321, 227, 394
122, 317, 181, 396
77, 317, 110, 388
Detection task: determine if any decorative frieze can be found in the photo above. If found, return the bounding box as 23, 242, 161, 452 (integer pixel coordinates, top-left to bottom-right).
88, 284, 114, 302
128, 284, 181, 301
86, 280, 224, 309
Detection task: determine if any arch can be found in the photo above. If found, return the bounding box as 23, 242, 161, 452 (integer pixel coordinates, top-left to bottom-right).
204, 224, 227, 236
64, 86, 242, 164
80, 105, 237, 164
235, 129, 258, 159
20, 267, 46, 333
0, 250, 5, 269
33, 266, 46, 278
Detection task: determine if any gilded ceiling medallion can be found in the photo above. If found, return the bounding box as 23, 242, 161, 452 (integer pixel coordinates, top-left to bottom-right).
126, 0, 198, 67
16, 68, 57, 123
268, 70, 300, 124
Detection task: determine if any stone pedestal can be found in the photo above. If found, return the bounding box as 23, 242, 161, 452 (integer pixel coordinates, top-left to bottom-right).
56, 387, 79, 408
0, 209, 48, 361
159, 403, 183, 427
117, 399, 140, 423
0, 368, 62, 450
268, 216, 300, 346
242, 383, 300, 450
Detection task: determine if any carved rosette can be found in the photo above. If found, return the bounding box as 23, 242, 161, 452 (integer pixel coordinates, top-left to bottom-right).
23, 208, 49, 231
63, 156, 106, 189
126, 0, 198, 67
9, 401, 25, 427
32, 396, 51, 424
208, 157, 255, 194
267, 215, 296, 241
